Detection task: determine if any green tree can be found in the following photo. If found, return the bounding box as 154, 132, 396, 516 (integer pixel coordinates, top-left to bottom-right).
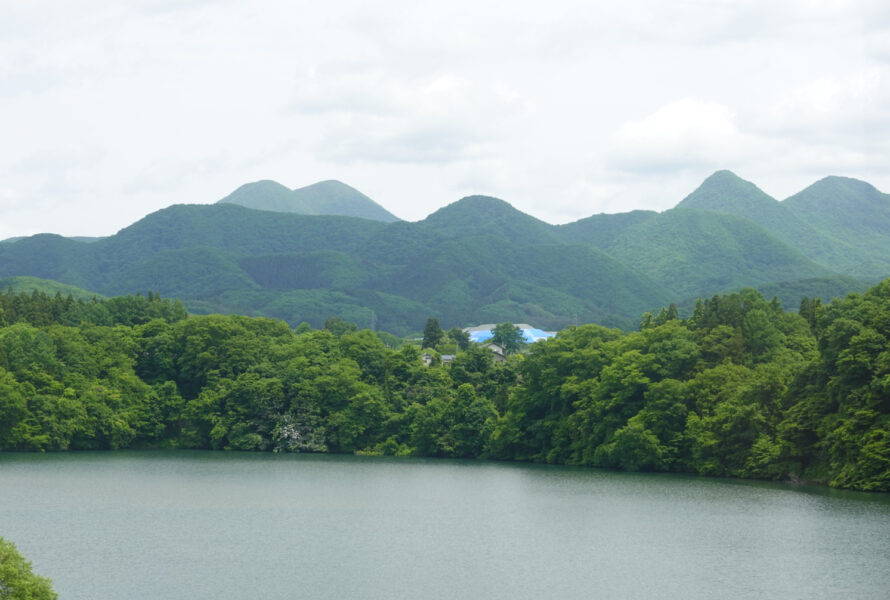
323, 317, 358, 337
491, 322, 524, 355
448, 327, 471, 351
0, 537, 57, 600
422, 318, 444, 349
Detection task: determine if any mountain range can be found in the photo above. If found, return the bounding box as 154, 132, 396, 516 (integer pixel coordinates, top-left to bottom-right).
0, 171, 886, 334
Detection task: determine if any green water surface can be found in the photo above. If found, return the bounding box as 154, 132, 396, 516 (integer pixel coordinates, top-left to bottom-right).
1, 451, 889, 599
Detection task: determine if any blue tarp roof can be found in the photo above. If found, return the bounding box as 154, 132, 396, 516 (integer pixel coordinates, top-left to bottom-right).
468, 327, 555, 344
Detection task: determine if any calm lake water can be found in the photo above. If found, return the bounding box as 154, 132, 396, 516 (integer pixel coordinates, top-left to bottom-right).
1, 452, 889, 600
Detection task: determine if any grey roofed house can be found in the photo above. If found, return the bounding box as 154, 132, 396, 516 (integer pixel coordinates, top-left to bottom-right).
481, 342, 506, 363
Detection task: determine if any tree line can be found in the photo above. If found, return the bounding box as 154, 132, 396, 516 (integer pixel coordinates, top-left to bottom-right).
0, 283, 888, 492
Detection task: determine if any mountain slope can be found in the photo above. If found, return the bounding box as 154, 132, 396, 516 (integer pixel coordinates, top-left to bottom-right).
382, 234, 669, 328
100, 204, 387, 267
0, 234, 100, 290
218, 179, 400, 222
583, 208, 836, 300
556, 210, 658, 248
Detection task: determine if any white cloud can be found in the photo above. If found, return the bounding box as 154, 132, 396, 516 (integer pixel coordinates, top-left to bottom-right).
0, 0, 889, 236
755, 69, 890, 141
301, 71, 530, 166
610, 99, 748, 173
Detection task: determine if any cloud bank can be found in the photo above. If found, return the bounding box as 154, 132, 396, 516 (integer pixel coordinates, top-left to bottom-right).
0, 0, 888, 238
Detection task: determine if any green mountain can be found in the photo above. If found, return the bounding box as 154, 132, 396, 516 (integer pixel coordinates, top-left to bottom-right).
1, 172, 886, 334
675, 170, 890, 278
782, 176, 890, 276
0, 234, 100, 290
218, 179, 400, 222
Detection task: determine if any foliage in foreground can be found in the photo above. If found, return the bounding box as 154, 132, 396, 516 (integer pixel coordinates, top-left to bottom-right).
0, 283, 888, 492
0, 537, 57, 600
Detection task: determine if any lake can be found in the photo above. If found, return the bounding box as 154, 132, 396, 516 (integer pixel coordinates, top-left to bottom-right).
1, 451, 889, 599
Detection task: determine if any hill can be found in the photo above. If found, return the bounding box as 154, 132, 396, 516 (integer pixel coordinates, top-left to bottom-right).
218, 179, 400, 222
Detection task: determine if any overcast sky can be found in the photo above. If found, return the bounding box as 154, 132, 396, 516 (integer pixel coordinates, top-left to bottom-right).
1, 0, 888, 238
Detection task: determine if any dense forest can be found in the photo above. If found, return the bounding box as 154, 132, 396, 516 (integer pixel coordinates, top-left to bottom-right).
0, 282, 888, 492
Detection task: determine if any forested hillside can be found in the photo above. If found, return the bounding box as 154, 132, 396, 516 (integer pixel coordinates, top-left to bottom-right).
3, 171, 886, 333
1, 282, 888, 492
557, 207, 834, 299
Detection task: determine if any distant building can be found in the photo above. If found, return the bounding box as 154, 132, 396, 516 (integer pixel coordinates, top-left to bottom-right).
422, 353, 455, 366
482, 342, 506, 363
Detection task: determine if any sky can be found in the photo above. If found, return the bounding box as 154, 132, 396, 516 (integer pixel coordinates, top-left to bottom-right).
1, 0, 889, 239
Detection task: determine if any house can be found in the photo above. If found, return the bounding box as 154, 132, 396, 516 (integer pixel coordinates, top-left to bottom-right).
422, 353, 455, 366
481, 342, 506, 363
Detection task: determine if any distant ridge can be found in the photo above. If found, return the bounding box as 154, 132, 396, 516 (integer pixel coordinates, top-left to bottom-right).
1, 235, 104, 244
217, 179, 400, 222
0, 170, 886, 334
0, 275, 104, 301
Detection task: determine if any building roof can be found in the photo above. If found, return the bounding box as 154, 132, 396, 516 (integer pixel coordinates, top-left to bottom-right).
463, 323, 556, 344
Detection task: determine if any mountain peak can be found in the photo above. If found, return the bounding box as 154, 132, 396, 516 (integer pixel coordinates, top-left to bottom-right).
705, 169, 744, 182
434, 194, 519, 212
217, 179, 400, 222
296, 179, 358, 196
790, 175, 880, 201
421, 195, 557, 243
677, 170, 776, 211
423, 195, 537, 225
783, 175, 890, 237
